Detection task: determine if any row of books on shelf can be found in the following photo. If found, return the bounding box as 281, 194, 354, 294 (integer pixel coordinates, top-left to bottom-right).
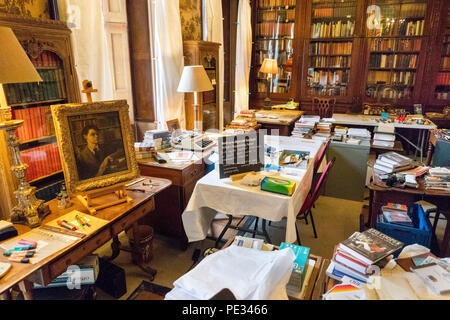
441, 43, 450, 57
4, 69, 67, 105
258, 8, 295, 21
435, 91, 449, 100
310, 55, 351, 68
313, 6, 355, 19
311, 20, 355, 39
385, 3, 427, 19
367, 19, 425, 37
370, 38, 422, 52
21, 143, 62, 182
367, 70, 416, 86
308, 69, 349, 86
258, 0, 295, 8
310, 41, 352, 55
256, 81, 289, 93
257, 22, 295, 37
367, 86, 413, 100
307, 86, 348, 97
257, 52, 291, 66
369, 53, 418, 69
256, 38, 293, 51
326, 228, 403, 284
436, 72, 450, 86
30, 51, 62, 68
441, 57, 450, 70
12, 106, 55, 142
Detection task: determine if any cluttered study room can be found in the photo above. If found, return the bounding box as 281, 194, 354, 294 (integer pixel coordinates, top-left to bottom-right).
0, 0, 450, 304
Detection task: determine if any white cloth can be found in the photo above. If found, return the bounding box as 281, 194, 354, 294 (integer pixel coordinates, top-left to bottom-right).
58, 0, 114, 102
234, 0, 252, 116
204, 0, 224, 131
165, 245, 295, 300
182, 137, 324, 243
151, 0, 185, 130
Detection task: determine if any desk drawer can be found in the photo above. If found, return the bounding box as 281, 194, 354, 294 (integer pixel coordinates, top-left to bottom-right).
111, 198, 155, 236
49, 228, 111, 280
183, 163, 205, 185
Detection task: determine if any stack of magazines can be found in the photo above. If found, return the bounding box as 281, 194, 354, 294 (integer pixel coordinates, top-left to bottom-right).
373, 151, 414, 174
381, 203, 413, 227
425, 167, 450, 192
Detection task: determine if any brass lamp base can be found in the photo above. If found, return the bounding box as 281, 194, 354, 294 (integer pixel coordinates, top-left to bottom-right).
0, 117, 51, 228
263, 97, 272, 110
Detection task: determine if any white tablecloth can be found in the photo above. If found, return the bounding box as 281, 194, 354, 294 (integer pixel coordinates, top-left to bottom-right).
182, 137, 323, 244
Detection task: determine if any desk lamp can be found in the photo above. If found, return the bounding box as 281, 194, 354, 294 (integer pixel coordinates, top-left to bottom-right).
177, 65, 213, 133
259, 59, 278, 110
0, 26, 49, 228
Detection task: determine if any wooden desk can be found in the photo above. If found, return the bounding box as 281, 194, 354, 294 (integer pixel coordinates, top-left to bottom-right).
0, 176, 171, 300
368, 179, 450, 256
255, 110, 304, 136
138, 155, 210, 250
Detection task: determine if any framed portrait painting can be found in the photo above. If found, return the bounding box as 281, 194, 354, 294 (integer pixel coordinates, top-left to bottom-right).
51, 100, 139, 194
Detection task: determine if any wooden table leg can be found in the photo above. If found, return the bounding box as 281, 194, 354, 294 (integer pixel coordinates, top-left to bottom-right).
18, 280, 34, 300
131, 222, 157, 281
103, 236, 121, 261
440, 215, 450, 257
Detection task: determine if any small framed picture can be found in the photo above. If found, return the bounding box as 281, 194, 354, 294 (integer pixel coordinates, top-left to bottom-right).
51, 100, 139, 194
166, 119, 181, 133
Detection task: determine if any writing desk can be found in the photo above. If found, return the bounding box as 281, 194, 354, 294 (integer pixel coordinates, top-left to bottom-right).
255, 110, 304, 136
182, 136, 323, 244
0, 176, 171, 300
332, 113, 437, 162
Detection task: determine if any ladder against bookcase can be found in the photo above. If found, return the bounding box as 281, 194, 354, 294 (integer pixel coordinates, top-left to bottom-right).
0, 14, 80, 217
363, 0, 428, 104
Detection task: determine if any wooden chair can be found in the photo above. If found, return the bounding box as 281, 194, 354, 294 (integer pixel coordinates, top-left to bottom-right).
312, 97, 336, 119
295, 157, 336, 245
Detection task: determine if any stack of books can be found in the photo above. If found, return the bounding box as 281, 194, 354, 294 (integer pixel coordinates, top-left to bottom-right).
373, 151, 414, 174
425, 167, 450, 192
347, 128, 371, 143
134, 142, 155, 160
381, 203, 413, 227
332, 126, 348, 141
291, 115, 320, 138
327, 229, 403, 284
313, 122, 332, 141
372, 132, 396, 148
226, 110, 258, 130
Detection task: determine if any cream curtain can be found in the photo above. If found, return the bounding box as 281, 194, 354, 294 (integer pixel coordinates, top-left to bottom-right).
150, 0, 185, 130
234, 0, 252, 116
58, 0, 114, 102
204, 0, 224, 131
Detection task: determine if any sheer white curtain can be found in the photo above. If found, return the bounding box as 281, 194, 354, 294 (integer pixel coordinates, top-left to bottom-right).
234, 0, 252, 116
58, 0, 114, 102
150, 0, 185, 130
204, 0, 224, 131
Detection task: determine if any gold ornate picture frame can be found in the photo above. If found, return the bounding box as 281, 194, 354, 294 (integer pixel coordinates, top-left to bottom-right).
51, 100, 139, 194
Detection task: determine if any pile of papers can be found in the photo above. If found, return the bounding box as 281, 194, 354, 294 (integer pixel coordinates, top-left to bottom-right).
326, 229, 403, 284
291, 115, 320, 138
373, 151, 414, 174
425, 167, 450, 192
332, 126, 348, 141
165, 245, 296, 300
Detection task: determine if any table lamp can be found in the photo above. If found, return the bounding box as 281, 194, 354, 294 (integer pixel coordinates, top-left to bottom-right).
177, 65, 213, 132
0, 26, 50, 228
259, 59, 278, 110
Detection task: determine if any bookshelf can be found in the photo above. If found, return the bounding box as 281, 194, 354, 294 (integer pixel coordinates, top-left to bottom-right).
250, 0, 301, 107
305, 0, 357, 98
363, 0, 428, 103
0, 14, 80, 208
433, 6, 450, 102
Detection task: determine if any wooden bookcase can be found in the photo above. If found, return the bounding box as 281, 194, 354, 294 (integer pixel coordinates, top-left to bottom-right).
183, 40, 221, 131
0, 14, 80, 214
247, 0, 449, 114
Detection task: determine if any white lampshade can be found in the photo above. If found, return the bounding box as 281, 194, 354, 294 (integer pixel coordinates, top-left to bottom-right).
177, 65, 213, 93
259, 59, 278, 75
0, 26, 42, 85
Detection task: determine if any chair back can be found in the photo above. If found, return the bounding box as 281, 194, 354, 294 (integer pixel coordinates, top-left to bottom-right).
312, 97, 336, 119
310, 157, 336, 205
314, 140, 330, 174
